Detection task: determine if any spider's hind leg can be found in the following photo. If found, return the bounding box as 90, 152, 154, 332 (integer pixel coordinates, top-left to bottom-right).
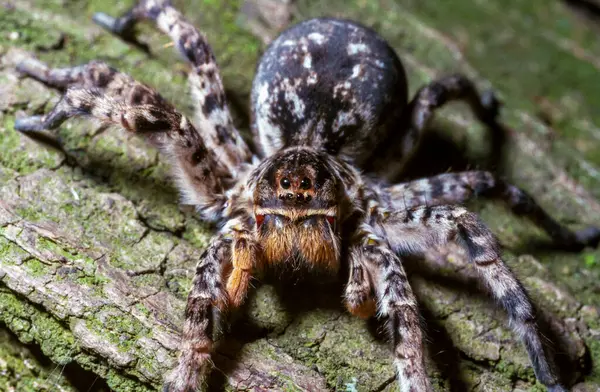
409, 74, 501, 134
382, 74, 502, 179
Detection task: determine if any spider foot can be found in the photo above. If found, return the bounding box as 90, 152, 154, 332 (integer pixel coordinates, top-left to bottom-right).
92, 12, 134, 36
161, 381, 175, 392
161, 381, 199, 392
162, 358, 209, 392
549, 225, 600, 251
93, 11, 150, 53
15, 57, 48, 79
15, 116, 46, 133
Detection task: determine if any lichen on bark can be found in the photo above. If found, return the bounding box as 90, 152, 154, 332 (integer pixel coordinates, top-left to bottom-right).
1, 0, 600, 391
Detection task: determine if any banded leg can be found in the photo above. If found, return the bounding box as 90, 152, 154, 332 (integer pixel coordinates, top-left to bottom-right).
165, 235, 229, 392
15, 58, 230, 219
357, 227, 432, 392
387, 171, 600, 250
381, 74, 501, 179
166, 220, 258, 392
381, 205, 566, 391
93, 0, 252, 170
409, 74, 500, 133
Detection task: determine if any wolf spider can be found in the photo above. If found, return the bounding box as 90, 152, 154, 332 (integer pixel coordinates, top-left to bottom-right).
14, 1, 600, 391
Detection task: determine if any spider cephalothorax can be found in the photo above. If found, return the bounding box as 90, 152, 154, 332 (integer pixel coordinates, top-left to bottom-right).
14, 1, 600, 391
252, 147, 347, 271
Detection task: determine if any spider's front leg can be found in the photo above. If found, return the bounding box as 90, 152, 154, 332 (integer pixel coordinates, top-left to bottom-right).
381, 205, 566, 392
388, 171, 600, 250
165, 217, 260, 392
93, 0, 252, 170
14, 57, 235, 219
346, 227, 432, 392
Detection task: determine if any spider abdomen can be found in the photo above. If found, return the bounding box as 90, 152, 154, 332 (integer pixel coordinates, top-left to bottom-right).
251, 18, 408, 167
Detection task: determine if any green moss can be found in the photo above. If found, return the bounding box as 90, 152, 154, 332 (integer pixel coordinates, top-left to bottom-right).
76, 274, 109, 288
105, 368, 155, 392
0, 328, 78, 392
0, 9, 64, 51
583, 252, 598, 268
495, 358, 536, 384
0, 290, 75, 364
0, 116, 64, 174
587, 339, 600, 383
85, 305, 150, 353
23, 258, 52, 278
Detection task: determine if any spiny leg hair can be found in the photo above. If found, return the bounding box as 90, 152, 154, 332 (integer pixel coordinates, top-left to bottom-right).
14, 58, 232, 219
165, 216, 259, 392
93, 0, 252, 171
380, 205, 565, 391
356, 225, 431, 392
387, 171, 600, 249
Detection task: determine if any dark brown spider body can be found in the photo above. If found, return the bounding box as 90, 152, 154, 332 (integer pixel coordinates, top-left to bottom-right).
14, 1, 600, 391
251, 18, 408, 169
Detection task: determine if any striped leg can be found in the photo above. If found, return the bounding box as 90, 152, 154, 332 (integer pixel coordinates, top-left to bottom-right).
408, 74, 500, 135
164, 234, 229, 392
381, 205, 566, 391
93, 0, 252, 171
165, 219, 258, 392
15, 58, 231, 219
355, 228, 432, 392
378, 74, 501, 179
387, 171, 600, 250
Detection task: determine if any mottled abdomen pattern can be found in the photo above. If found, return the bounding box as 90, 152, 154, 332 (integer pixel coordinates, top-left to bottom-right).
251, 18, 408, 166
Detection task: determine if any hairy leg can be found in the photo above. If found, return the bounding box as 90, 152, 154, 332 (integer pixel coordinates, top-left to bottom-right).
93, 0, 252, 171
381, 205, 566, 391
408, 74, 500, 136
16, 57, 165, 106
15, 58, 234, 219
166, 218, 258, 392
380, 74, 501, 179
387, 171, 600, 250
353, 226, 432, 392
165, 234, 229, 392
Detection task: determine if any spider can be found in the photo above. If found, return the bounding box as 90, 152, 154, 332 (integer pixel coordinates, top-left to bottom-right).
14, 1, 600, 391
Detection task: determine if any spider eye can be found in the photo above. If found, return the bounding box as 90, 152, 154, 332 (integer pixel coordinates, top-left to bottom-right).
300, 177, 312, 190
280, 177, 291, 189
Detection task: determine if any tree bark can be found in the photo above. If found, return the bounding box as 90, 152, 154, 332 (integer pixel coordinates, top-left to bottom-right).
1, 0, 600, 391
